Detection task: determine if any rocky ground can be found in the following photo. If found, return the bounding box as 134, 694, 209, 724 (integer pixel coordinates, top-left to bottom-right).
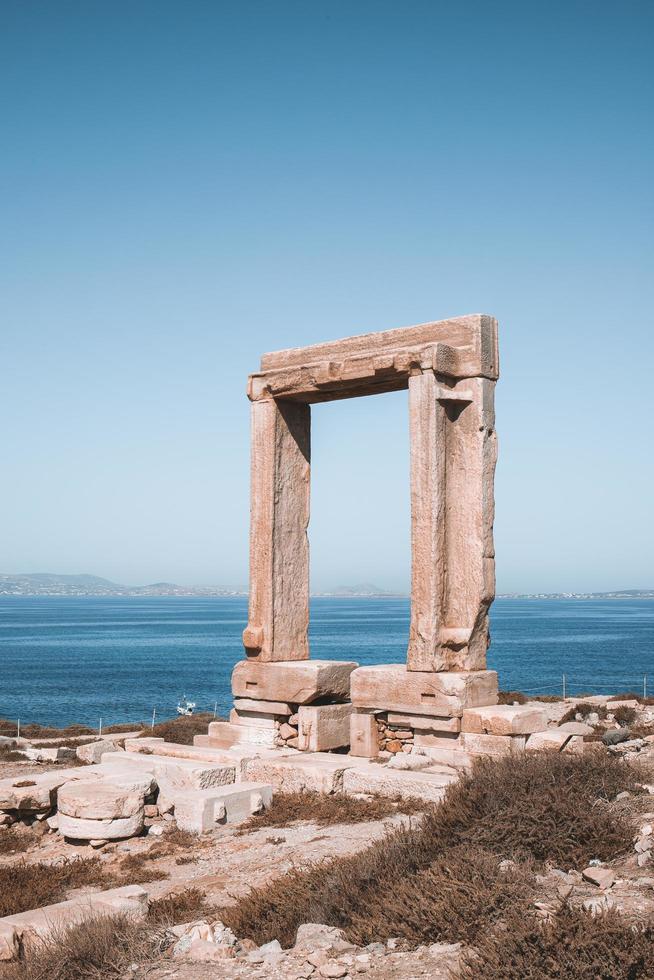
3, 694, 654, 979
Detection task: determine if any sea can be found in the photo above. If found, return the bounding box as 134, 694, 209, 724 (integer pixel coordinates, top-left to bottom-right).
1, 596, 653, 729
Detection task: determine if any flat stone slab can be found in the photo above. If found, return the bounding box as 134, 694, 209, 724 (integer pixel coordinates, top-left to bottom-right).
341, 764, 457, 803
234, 698, 293, 715
232, 659, 358, 705
0, 768, 104, 813
386, 713, 461, 733
173, 782, 273, 833
58, 780, 144, 820
350, 665, 498, 717
0, 885, 148, 960
125, 738, 250, 766
99, 751, 236, 790
207, 721, 278, 748
243, 752, 372, 795
461, 704, 548, 735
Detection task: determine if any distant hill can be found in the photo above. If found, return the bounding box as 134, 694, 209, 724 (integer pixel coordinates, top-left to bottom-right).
498, 589, 654, 599
0, 574, 244, 598
314, 584, 404, 597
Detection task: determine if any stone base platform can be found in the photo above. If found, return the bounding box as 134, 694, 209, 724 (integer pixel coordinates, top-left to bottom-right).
350, 664, 499, 716
232, 658, 358, 704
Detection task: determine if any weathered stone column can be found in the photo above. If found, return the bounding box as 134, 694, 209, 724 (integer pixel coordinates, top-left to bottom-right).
242, 397, 311, 661
407, 371, 497, 672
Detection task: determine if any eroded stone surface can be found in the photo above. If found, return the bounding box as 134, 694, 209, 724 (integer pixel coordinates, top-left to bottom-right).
58, 781, 143, 820
350, 665, 498, 717
461, 703, 548, 735
297, 703, 353, 752
232, 660, 357, 705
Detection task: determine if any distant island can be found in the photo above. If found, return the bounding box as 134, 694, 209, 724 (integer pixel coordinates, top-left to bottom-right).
0, 574, 652, 600
0, 573, 245, 598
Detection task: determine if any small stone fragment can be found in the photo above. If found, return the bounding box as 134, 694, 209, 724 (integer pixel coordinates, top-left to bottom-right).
582, 866, 615, 889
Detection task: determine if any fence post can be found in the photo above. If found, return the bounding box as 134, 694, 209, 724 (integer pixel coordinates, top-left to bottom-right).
213, 701, 217, 718
645, 675, 648, 700
151, 707, 156, 730
99, 717, 102, 736
562, 674, 567, 700
17, 718, 20, 739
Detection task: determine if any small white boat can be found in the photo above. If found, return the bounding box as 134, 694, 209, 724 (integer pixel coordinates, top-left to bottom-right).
176, 695, 196, 716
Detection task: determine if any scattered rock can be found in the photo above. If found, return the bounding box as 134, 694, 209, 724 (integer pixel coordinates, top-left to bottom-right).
319, 964, 348, 979
602, 729, 631, 746
582, 866, 615, 889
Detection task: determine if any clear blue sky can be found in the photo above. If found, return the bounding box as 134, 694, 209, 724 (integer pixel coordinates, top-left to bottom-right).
2, 1, 652, 593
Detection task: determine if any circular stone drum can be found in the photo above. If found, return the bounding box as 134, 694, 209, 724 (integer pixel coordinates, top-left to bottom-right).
57, 780, 145, 840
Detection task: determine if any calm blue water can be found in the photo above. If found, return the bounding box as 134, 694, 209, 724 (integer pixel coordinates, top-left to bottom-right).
0, 597, 653, 728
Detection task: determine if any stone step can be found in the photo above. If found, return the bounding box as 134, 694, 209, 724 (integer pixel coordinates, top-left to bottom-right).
172, 781, 274, 833
99, 751, 236, 790
341, 763, 458, 803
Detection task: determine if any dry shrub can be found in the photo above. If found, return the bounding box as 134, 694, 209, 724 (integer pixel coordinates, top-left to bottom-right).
0, 746, 27, 762
106, 852, 169, 885
346, 846, 534, 946
148, 886, 214, 925
613, 705, 638, 726
0, 913, 167, 980
0, 721, 93, 739
498, 690, 528, 704
0, 858, 105, 918
240, 791, 425, 831
158, 825, 200, 850
0, 827, 35, 857
460, 903, 654, 980
137, 712, 216, 745
222, 752, 636, 948
559, 701, 607, 723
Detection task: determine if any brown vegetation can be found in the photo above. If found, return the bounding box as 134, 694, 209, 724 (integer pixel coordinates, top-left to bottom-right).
0, 747, 27, 763
0, 913, 168, 980
613, 705, 638, 726
560, 701, 608, 724
0, 859, 107, 918
240, 790, 425, 831
0, 827, 35, 857
498, 690, 528, 704
460, 903, 654, 979
148, 886, 215, 924
138, 712, 218, 745
222, 752, 637, 948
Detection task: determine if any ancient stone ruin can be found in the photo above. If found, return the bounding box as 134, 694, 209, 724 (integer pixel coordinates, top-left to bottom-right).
200, 314, 556, 765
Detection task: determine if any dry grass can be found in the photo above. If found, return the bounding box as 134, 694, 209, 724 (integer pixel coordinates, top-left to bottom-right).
0, 827, 36, 856
460, 902, 654, 979
613, 705, 638, 726
138, 712, 217, 745
148, 886, 215, 924
0, 913, 169, 980
239, 790, 426, 831
0, 720, 94, 739
560, 702, 608, 724
0, 746, 28, 763
0, 858, 107, 918
0, 888, 214, 980
222, 752, 637, 948
498, 690, 528, 704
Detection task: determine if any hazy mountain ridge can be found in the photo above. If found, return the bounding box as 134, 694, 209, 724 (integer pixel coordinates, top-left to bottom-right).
0, 575, 652, 600
0, 574, 243, 597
